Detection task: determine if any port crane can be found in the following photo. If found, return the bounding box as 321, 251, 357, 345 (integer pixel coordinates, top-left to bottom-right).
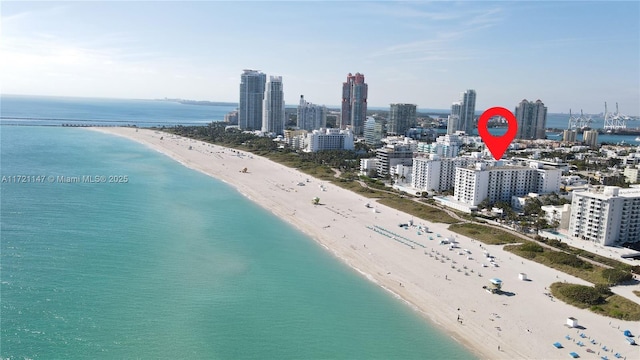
603, 102, 633, 130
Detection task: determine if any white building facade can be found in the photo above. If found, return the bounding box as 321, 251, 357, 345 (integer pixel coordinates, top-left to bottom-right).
453, 163, 560, 206
411, 155, 479, 192
568, 186, 640, 246
363, 116, 384, 147
531, 162, 562, 194
360, 158, 379, 176
297, 95, 326, 131
306, 128, 354, 152
375, 144, 414, 177
417, 134, 463, 158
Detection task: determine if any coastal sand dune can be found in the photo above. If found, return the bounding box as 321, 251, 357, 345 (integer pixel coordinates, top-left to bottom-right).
92, 127, 639, 360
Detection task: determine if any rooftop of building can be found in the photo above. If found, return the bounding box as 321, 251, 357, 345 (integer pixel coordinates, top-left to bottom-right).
574, 185, 640, 200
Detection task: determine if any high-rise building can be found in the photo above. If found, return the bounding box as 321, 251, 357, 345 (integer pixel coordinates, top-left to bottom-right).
388, 103, 417, 136
460, 90, 476, 135
454, 164, 536, 206
583, 129, 599, 148
364, 116, 384, 147
452, 162, 561, 206
447, 102, 461, 135
447, 91, 475, 135
568, 186, 640, 245
563, 129, 577, 142
515, 99, 547, 140
341, 72, 368, 135
297, 95, 327, 131
262, 76, 285, 135
375, 144, 414, 177
238, 69, 266, 131
411, 155, 479, 193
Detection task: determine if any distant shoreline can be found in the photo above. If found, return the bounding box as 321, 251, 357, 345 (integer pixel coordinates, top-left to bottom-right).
155, 98, 238, 107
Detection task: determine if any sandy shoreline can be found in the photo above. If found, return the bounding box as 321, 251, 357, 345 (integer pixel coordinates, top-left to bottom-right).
91, 127, 639, 360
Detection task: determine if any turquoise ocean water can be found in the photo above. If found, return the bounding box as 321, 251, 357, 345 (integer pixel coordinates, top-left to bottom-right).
1, 97, 474, 358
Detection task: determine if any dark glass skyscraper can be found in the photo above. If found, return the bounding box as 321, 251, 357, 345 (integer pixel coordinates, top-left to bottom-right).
341, 73, 368, 135
388, 103, 417, 136
238, 69, 266, 131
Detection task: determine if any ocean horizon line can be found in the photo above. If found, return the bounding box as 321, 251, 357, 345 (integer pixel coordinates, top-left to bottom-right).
2, 93, 615, 117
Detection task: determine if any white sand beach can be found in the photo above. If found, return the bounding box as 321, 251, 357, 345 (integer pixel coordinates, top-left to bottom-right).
92, 127, 640, 360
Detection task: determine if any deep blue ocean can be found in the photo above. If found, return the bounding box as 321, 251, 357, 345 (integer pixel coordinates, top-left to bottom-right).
0, 95, 474, 358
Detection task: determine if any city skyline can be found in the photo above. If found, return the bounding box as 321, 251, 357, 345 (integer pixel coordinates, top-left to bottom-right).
1, 1, 639, 115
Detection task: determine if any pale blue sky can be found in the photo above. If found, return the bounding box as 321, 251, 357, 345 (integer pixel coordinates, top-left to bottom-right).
2, 1, 639, 114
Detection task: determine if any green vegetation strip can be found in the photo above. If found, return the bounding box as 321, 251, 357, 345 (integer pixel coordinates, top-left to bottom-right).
507, 243, 602, 284
536, 238, 639, 274
449, 223, 634, 286
377, 198, 458, 224
506, 242, 634, 285
550, 282, 640, 321
451, 224, 639, 319
448, 223, 521, 245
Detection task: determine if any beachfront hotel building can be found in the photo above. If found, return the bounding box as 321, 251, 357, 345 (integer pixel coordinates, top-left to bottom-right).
340, 72, 368, 136
262, 76, 285, 135
364, 116, 384, 147
454, 164, 535, 206
360, 158, 379, 177
388, 103, 417, 136
411, 154, 479, 193
283, 129, 308, 150
305, 128, 354, 153
452, 162, 561, 207
375, 144, 414, 177
568, 186, 640, 246
238, 69, 267, 131
515, 99, 547, 140
297, 95, 327, 132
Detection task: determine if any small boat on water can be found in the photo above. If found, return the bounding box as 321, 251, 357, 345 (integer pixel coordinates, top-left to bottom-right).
635, 136, 640, 142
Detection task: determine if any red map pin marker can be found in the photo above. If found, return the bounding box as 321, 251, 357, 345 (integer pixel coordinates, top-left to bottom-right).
477, 107, 518, 160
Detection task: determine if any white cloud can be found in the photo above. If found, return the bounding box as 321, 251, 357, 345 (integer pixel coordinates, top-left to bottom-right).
366, 4, 503, 65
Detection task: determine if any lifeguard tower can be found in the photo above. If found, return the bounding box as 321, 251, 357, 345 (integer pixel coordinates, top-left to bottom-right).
485, 278, 503, 294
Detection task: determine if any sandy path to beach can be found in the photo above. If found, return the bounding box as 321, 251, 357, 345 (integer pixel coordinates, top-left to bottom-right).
91, 127, 639, 360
